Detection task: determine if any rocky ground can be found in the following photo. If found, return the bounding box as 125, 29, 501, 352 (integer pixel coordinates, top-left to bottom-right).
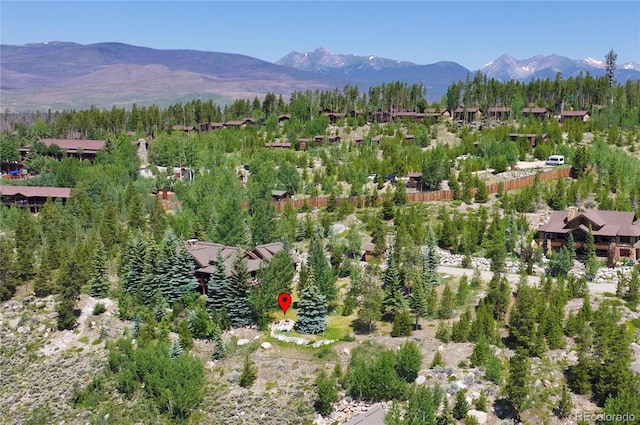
2, 249, 639, 424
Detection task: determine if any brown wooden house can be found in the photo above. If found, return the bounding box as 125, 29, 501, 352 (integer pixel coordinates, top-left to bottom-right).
1, 185, 72, 212
538, 208, 640, 260
487, 106, 511, 121
19, 138, 106, 161
184, 240, 297, 293
560, 110, 590, 123
200, 122, 224, 132
454, 106, 482, 122
522, 106, 550, 119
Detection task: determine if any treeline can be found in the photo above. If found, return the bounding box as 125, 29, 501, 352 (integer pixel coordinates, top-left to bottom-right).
3, 73, 640, 139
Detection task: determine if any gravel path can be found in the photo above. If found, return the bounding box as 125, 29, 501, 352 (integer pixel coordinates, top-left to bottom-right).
437, 265, 617, 294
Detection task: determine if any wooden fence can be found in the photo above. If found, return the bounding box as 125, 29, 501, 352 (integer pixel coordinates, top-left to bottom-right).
259, 166, 571, 212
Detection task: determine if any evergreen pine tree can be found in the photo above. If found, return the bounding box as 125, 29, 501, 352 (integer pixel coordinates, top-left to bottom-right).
121, 229, 147, 300
33, 261, 57, 297
450, 307, 472, 342
557, 384, 573, 418
90, 239, 109, 298
508, 282, 540, 355
474, 180, 488, 203
585, 225, 599, 280
239, 355, 258, 387
295, 279, 328, 335
170, 339, 184, 359
470, 335, 491, 367
426, 286, 438, 317
423, 227, 440, 288
430, 350, 445, 368
390, 309, 413, 337
211, 326, 226, 360
625, 266, 640, 306
456, 274, 470, 305
227, 254, 255, 327
14, 209, 38, 280
0, 239, 19, 301
404, 385, 440, 425
206, 253, 230, 314
570, 351, 592, 394
356, 274, 383, 333
453, 389, 470, 420
141, 240, 161, 306
314, 369, 338, 416
409, 279, 429, 328
308, 236, 337, 307
435, 319, 450, 342
439, 394, 455, 425
381, 251, 407, 320
438, 283, 455, 319
474, 390, 488, 412
171, 245, 198, 300
506, 349, 531, 420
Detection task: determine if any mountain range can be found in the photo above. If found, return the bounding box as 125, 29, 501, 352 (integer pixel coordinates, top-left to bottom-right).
1, 42, 638, 112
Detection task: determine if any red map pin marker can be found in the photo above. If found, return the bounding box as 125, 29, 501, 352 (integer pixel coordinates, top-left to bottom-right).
278, 293, 292, 315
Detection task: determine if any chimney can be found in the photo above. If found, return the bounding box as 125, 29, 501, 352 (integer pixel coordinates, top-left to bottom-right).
567, 206, 577, 221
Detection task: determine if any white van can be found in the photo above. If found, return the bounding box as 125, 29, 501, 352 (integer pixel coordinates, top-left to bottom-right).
546, 155, 565, 166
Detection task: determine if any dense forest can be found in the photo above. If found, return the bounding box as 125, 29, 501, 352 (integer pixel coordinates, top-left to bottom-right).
1, 72, 640, 424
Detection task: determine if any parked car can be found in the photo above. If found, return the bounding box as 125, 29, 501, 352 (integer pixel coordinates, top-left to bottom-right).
367, 173, 378, 182
545, 155, 565, 166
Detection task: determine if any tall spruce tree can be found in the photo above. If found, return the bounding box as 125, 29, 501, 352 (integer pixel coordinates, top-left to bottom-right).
506, 349, 531, 420
90, 239, 109, 298
308, 236, 337, 307
438, 283, 455, 319
409, 279, 429, 328
121, 230, 147, 300
382, 250, 407, 320
141, 240, 161, 306
14, 209, 38, 280
171, 245, 198, 301
508, 282, 541, 356
227, 254, 255, 327
206, 253, 230, 314
0, 239, 19, 301
157, 228, 179, 302
294, 279, 328, 335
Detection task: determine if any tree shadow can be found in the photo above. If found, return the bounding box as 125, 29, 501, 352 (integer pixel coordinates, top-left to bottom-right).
493, 397, 518, 421
351, 319, 377, 335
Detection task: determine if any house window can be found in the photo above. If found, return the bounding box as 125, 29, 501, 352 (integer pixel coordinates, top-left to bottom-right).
620, 249, 631, 258
619, 236, 631, 244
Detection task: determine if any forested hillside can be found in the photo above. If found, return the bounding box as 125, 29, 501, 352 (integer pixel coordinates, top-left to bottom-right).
1, 73, 640, 425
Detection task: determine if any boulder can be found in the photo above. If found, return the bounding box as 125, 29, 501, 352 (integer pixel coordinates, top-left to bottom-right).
237, 338, 250, 346
467, 409, 488, 424
227, 370, 241, 383
415, 375, 426, 385
8, 317, 20, 330
261, 342, 272, 350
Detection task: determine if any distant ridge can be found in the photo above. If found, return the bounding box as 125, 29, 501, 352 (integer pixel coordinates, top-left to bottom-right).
1, 42, 638, 112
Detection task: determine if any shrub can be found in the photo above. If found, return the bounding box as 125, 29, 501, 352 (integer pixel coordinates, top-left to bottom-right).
345, 348, 407, 401
430, 351, 445, 368
315, 369, 338, 416
395, 341, 422, 383
390, 309, 413, 337
239, 355, 258, 388
93, 303, 106, 315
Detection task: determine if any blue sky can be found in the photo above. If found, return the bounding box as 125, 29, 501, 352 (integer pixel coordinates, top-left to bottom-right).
2, 1, 639, 70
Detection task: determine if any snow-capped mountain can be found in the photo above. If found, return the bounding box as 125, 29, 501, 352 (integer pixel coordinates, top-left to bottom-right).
478, 53, 640, 81
275, 47, 415, 74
